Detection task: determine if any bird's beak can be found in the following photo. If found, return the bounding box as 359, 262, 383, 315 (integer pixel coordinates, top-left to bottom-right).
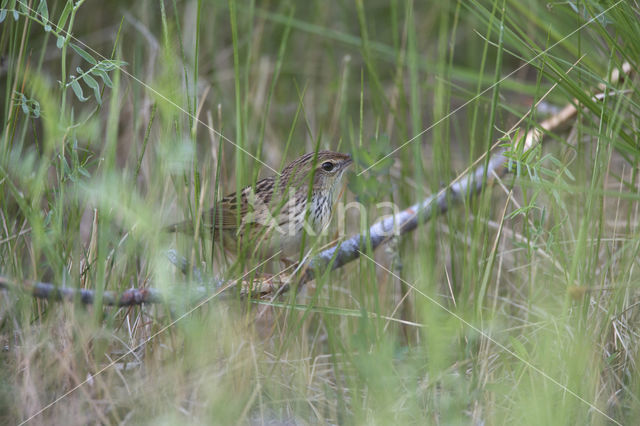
341, 158, 353, 173
345, 154, 353, 167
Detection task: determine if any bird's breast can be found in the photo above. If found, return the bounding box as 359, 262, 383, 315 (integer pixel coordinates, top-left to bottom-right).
309, 193, 332, 232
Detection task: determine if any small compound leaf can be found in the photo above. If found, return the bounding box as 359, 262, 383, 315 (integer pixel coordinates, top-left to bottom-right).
70, 79, 88, 102
98, 60, 126, 71
82, 73, 101, 104
91, 68, 112, 88
14, 92, 41, 118
97, 61, 115, 71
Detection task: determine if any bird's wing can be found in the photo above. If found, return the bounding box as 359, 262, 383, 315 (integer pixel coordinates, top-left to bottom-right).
213, 176, 276, 230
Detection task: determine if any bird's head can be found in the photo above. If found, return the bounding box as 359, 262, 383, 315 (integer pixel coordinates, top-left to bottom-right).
281, 151, 353, 195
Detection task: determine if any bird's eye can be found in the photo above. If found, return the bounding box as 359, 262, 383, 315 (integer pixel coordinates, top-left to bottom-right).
321, 161, 335, 172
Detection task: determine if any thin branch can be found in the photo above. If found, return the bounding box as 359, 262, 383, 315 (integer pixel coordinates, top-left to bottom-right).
0, 276, 163, 306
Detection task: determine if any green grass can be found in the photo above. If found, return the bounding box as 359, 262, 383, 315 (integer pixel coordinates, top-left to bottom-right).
1, 0, 640, 424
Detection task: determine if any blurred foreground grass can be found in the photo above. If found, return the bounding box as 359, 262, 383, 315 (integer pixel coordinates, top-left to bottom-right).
1, 0, 640, 424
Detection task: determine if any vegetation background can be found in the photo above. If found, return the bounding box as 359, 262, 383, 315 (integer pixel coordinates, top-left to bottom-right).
1, 0, 639, 424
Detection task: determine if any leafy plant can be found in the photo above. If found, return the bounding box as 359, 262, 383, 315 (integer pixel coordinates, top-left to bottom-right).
13, 91, 40, 118
64, 45, 125, 105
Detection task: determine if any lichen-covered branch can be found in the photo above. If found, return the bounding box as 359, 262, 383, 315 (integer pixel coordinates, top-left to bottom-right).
0, 276, 163, 306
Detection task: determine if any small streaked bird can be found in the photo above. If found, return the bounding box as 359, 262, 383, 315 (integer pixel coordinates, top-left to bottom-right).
166, 151, 353, 261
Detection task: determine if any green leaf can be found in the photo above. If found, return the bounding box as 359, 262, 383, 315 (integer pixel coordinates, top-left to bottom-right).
56, 0, 72, 31
14, 92, 41, 119
91, 68, 112, 88
70, 43, 97, 65
82, 73, 101, 104
31, 101, 40, 118
61, 155, 72, 180
78, 167, 91, 178
98, 60, 126, 71
70, 79, 88, 102
37, 0, 48, 21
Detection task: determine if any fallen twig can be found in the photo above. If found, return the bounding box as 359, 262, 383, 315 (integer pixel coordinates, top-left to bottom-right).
0, 276, 163, 306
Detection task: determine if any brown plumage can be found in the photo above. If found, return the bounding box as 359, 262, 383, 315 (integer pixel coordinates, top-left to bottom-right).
167, 151, 353, 259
